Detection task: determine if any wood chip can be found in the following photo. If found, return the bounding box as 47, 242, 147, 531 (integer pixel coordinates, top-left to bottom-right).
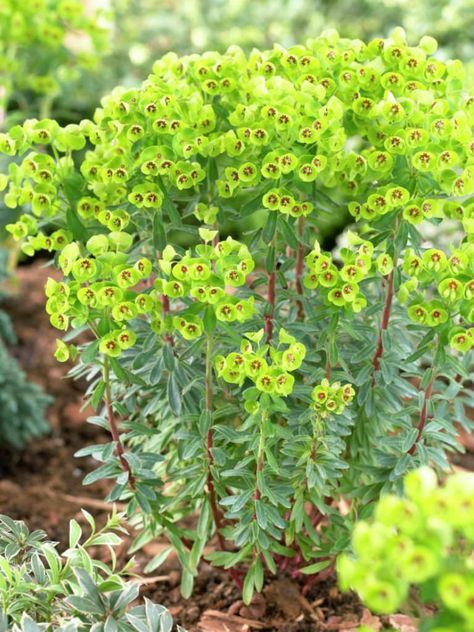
198, 609, 266, 631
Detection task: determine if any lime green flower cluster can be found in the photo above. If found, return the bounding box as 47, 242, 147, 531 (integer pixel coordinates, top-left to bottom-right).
0, 0, 109, 101
215, 328, 305, 397
156, 237, 255, 340
303, 237, 381, 311
311, 378, 355, 417
401, 243, 474, 353
338, 467, 474, 630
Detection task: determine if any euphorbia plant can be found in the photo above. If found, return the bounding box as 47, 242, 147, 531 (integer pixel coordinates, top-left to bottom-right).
0, 28, 473, 602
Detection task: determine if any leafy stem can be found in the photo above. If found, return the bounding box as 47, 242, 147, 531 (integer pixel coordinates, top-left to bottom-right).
264, 233, 277, 343
103, 358, 135, 490
409, 338, 439, 456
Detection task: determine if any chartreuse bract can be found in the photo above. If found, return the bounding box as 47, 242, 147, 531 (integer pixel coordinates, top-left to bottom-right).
338, 467, 474, 631
0, 28, 473, 604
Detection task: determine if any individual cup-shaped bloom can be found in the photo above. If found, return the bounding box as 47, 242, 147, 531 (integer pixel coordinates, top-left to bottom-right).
54, 339, 70, 363
255, 372, 275, 394
71, 258, 98, 282
279, 152, 299, 174
403, 203, 423, 224
274, 372, 295, 396
426, 304, 449, 327
235, 297, 255, 322
339, 383, 355, 404
189, 261, 211, 281
399, 545, 440, 583
261, 161, 281, 179
348, 202, 362, 219
77, 287, 98, 307
50, 230, 71, 250
134, 258, 152, 278
99, 334, 122, 357
352, 295, 367, 313
164, 280, 185, 298
438, 573, 469, 611
194, 202, 218, 224
116, 329, 137, 350
238, 162, 259, 184
367, 151, 394, 173
412, 151, 435, 172
422, 249, 448, 273
448, 251, 468, 275
367, 193, 390, 216
190, 286, 208, 302
135, 294, 155, 314
403, 250, 423, 277
173, 316, 203, 340
98, 286, 123, 307
312, 383, 329, 405
449, 328, 473, 353
172, 261, 191, 281
464, 279, 474, 300
49, 311, 69, 331
86, 234, 109, 256
438, 278, 464, 302
281, 347, 304, 372
341, 282, 358, 302
245, 354, 269, 379
328, 287, 346, 307
384, 134, 406, 155
115, 267, 141, 289
206, 286, 225, 304
262, 190, 280, 210
376, 253, 394, 276
397, 279, 418, 305
303, 272, 319, 289
313, 254, 332, 274
108, 231, 134, 252
298, 163, 317, 182
340, 265, 364, 283
112, 301, 137, 322
216, 302, 237, 322
128, 184, 163, 208
224, 268, 245, 287
407, 304, 428, 325
319, 267, 338, 288
361, 578, 403, 614
238, 256, 255, 275
278, 194, 294, 214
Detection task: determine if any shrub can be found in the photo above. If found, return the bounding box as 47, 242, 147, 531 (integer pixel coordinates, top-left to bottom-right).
338, 467, 474, 630
0, 29, 473, 601
0, 511, 184, 631
0, 249, 51, 448
0, 0, 110, 123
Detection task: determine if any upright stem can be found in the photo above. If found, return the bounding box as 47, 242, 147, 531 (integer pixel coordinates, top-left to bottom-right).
160, 293, 175, 346
371, 269, 395, 374
295, 216, 305, 320
264, 234, 277, 343
103, 359, 135, 489
409, 356, 437, 456
254, 408, 266, 503
204, 336, 225, 549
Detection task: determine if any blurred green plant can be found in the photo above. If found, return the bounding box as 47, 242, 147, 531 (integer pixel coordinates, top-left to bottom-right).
338, 467, 474, 631
0, 0, 111, 127
0, 510, 185, 631
0, 249, 51, 448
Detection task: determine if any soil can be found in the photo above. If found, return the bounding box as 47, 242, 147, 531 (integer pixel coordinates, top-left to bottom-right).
0, 261, 470, 632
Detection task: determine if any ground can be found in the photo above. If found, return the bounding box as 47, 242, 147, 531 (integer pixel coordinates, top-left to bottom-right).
1, 261, 469, 631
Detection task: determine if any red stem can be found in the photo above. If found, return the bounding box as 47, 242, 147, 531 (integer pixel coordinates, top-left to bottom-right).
295, 217, 305, 320
160, 294, 175, 346
104, 385, 136, 490
264, 269, 276, 343
371, 270, 395, 373
408, 377, 434, 455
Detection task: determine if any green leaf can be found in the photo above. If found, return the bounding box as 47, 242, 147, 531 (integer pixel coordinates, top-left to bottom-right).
300, 559, 331, 575
90, 381, 106, 409
153, 212, 166, 251
66, 207, 89, 241
167, 374, 182, 416
262, 211, 277, 243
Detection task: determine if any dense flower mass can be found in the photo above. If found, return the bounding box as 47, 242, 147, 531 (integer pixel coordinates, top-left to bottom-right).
338, 467, 474, 630
0, 29, 473, 603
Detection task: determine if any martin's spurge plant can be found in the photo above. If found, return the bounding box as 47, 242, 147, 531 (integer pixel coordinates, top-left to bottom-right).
338, 467, 474, 631
0, 28, 473, 602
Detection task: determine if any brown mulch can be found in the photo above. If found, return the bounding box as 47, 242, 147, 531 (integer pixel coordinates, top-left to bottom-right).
0, 260, 471, 631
